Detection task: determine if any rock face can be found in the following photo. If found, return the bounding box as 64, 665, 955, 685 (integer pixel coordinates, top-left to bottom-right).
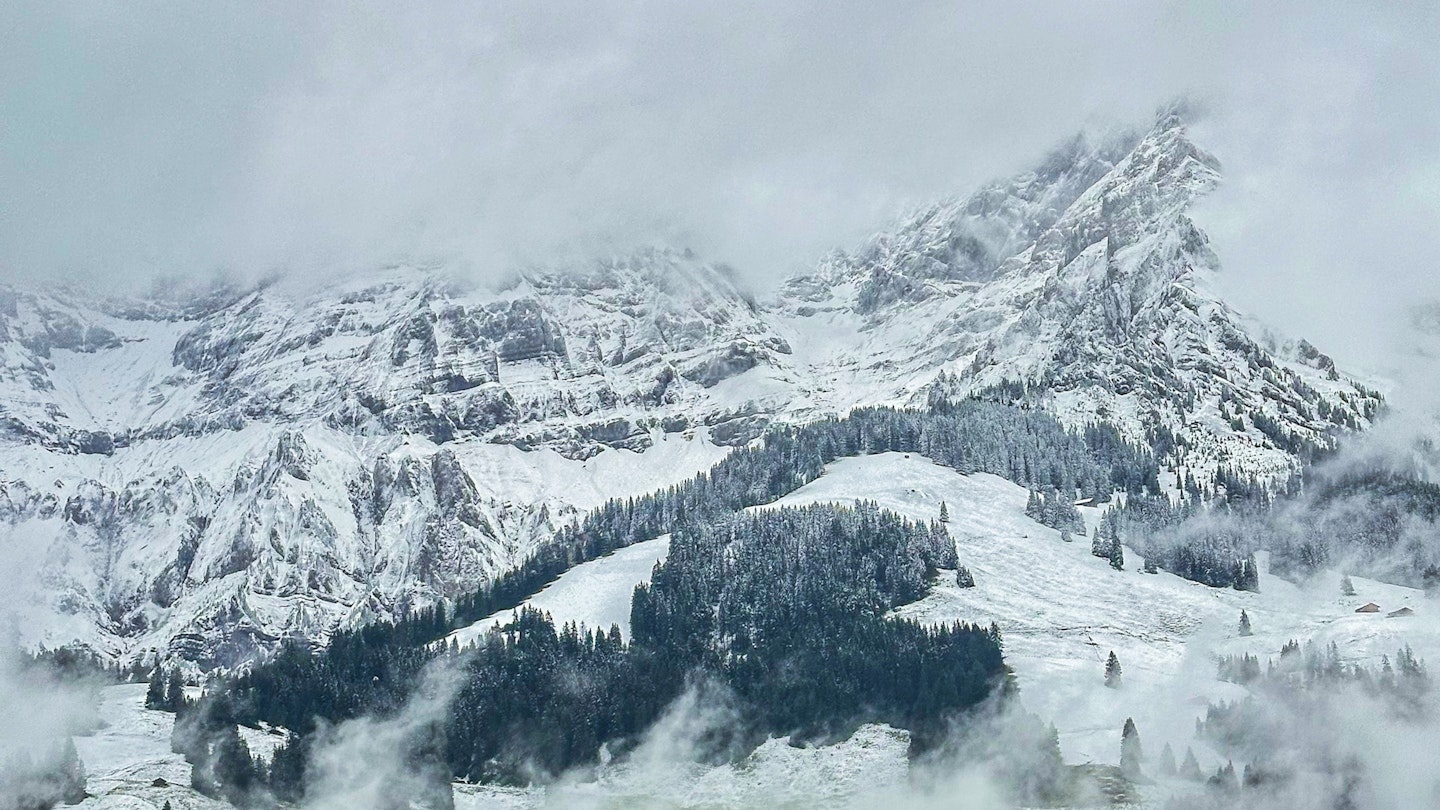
0, 109, 1379, 667
773, 109, 1379, 477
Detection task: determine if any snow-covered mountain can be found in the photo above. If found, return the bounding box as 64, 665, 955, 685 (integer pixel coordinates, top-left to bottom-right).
773, 109, 1378, 476
0, 109, 1380, 667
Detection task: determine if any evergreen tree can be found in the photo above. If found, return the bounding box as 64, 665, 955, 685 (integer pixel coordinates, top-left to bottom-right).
145, 667, 167, 710
59, 736, 86, 804
955, 566, 975, 588
1238, 609, 1252, 637
1109, 537, 1125, 570
166, 667, 186, 711
1180, 747, 1203, 781
1120, 717, 1143, 779
1026, 490, 1042, 520
1233, 554, 1260, 592
1105, 651, 1123, 688
1341, 574, 1356, 596
1158, 742, 1176, 777
1060, 529, 1072, 543
1091, 527, 1110, 559
939, 501, 949, 523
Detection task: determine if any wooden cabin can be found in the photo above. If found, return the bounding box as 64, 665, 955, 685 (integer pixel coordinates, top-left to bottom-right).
1387, 607, 1415, 618
1355, 602, 1381, 613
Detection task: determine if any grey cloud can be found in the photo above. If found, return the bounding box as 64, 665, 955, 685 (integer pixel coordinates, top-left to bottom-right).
2, 2, 1437, 379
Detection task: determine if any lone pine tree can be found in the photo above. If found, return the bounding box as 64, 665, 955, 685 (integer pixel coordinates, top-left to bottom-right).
1158, 742, 1177, 776
1180, 747, 1203, 781
1120, 717, 1143, 779
1105, 651, 1123, 688
145, 668, 166, 709
1091, 527, 1110, 559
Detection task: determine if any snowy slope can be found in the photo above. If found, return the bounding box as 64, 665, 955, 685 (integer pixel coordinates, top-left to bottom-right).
772, 454, 1440, 777
447, 453, 1440, 806
71, 683, 225, 809
447, 534, 669, 646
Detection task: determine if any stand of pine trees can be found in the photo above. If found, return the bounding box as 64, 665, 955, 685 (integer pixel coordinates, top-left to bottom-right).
1025, 488, 1085, 533
212, 504, 1008, 795
449, 399, 1158, 631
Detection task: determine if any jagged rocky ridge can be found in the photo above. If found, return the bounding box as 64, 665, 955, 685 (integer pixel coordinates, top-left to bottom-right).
0, 110, 1380, 667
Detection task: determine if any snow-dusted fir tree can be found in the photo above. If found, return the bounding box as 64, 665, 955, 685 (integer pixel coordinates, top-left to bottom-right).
166, 667, 185, 710
1109, 537, 1125, 570
59, 737, 86, 804
1233, 554, 1260, 592
145, 668, 166, 709
1142, 537, 1159, 573
939, 501, 949, 523
1120, 718, 1143, 779
955, 566, 975, 588
1091, 527, 1110, 559
1341, 574, 1356, 596
1158, 742, 1177, 776
1180, 747, 1203, 781
1238, 609, 1252, 637
1105, 651, 1123, 688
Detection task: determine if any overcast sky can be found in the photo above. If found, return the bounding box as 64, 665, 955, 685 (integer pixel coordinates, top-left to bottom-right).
2, 2, 1437, 372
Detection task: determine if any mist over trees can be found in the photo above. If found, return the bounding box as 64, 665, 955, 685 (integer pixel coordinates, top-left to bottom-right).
0, 738, 86, 809
0, 649, 110, 810
1112, 461, 1440, 594
1177, 640, 1434, 808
